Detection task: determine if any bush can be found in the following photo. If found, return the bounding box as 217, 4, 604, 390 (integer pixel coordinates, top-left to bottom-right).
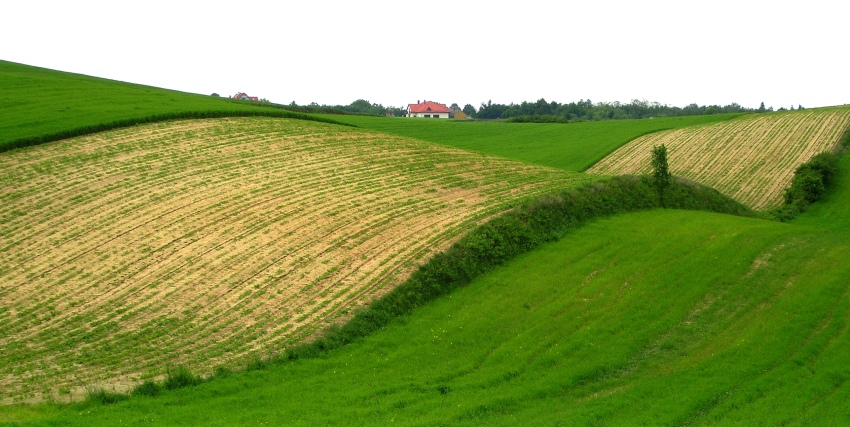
163, 366, 202, 390
83, 388, 129, 406
132, 380, 162, 397
775, 151, 840, 220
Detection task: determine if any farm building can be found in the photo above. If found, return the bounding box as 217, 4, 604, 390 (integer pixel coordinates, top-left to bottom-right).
407, 100, 450, 118
233, 92, 259, 101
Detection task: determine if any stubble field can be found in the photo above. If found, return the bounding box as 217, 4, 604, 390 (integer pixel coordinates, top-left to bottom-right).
587, 107, 850, 209
0, 117, 592, 402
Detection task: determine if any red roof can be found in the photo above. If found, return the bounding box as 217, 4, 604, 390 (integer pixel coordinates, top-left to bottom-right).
233, 92, 259, 101
408, 101, 450, 114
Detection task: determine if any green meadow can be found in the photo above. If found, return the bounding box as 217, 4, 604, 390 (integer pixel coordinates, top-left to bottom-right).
0, 61, 340, 152
324, 113, 742, 171
2, 61, 849, 426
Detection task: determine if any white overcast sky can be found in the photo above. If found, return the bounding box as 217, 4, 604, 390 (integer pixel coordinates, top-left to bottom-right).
2, 0, 848, 110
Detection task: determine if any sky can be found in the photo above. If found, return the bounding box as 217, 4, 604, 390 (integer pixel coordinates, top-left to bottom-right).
2, 0, 848, 111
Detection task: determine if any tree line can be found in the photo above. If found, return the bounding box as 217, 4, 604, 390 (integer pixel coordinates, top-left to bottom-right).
253, 97, 802, 121
475, 99, 786, 122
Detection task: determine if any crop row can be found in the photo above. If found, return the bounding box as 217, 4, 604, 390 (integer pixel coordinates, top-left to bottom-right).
587, 108, 850, 209
0, 117, 591, 402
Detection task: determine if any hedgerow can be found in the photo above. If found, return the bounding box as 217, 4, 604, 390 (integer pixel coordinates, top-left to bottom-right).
771, 150, 844, 221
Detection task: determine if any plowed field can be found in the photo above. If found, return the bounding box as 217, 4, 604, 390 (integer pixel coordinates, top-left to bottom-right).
0, 117, 591, 402
587, 108, 850, 209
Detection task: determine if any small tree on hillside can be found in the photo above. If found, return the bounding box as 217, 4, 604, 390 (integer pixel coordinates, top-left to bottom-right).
651, 144, 671, 206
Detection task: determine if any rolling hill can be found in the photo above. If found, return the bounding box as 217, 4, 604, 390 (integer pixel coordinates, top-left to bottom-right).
0, 60, 340, 152
588, 107, 850, 209
2, 61, 850, 426
0, 116, 595, 403
9, 127, 850, 427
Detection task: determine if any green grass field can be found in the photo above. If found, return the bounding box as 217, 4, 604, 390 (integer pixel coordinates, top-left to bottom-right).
0, 61, 340, 152
2, 62, 849, 426
325, 113, 743, 172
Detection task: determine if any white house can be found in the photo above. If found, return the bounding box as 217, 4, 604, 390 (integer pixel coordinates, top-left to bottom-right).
407, 100, 450, 118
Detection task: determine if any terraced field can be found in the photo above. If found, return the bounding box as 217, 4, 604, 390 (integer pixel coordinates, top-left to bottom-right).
0, 117, 592, 402
587, 107, 850, 209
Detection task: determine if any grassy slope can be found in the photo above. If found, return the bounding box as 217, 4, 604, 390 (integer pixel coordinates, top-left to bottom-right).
0, 61, 337, 151
323, 113, 742, 172
10, 143, 850, 426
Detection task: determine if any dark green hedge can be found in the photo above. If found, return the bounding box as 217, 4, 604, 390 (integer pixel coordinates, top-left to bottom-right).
772, 151, 842, 221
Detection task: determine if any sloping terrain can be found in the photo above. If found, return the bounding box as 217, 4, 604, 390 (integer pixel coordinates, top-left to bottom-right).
13, 145, 850, 427
0, 61, 330, 152
587, 107, 850, 209
0, 117, 592, 402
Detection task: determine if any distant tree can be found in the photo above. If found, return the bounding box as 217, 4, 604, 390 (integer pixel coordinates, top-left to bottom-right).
210, 93, 220, 97
651, 144, 671, 206
759, 102, 766, 112
462, 104, 477, 118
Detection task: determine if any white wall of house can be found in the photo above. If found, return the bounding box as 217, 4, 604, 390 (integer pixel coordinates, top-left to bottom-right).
407, 111, 449, 118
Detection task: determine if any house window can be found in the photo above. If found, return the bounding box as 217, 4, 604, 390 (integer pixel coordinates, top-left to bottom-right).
424, 114, 431, 118
434, 115, 440, 118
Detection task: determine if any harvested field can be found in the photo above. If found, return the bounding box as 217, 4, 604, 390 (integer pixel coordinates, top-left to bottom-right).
0, 117, 591, 403
587, 108, 850, 209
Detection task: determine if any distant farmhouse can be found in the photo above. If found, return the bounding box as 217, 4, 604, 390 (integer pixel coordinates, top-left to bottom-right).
407, 100, 450, 118
233, 92, 259, 101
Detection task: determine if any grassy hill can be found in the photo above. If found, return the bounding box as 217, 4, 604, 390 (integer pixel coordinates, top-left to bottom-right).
8, 145, 850, 426
588, 107, 850, 209
322, 113, 743, 172
2, 62, 850, 425
0, 61, 341, 152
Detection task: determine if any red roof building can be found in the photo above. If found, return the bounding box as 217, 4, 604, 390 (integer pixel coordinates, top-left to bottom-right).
233, 92, 259, 101
407, 100, 450, 118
